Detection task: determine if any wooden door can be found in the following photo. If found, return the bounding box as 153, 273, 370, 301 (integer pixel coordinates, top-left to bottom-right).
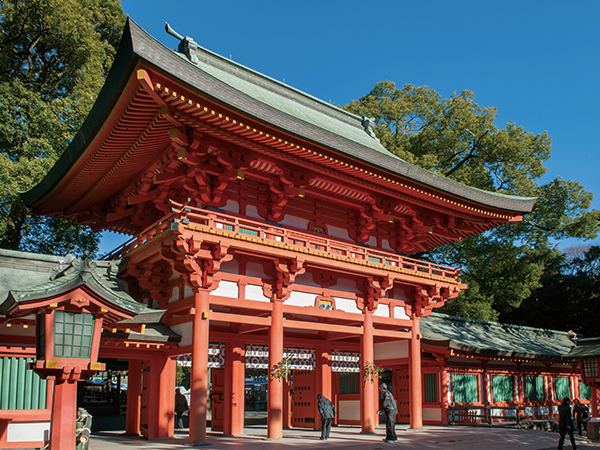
396, 368, 410, 423
210, 368, 225, 432
140, 361, 151, 437
291, 369, 316, 429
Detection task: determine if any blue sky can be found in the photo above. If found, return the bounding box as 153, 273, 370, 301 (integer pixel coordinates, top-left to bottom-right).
100, 0, 600, 254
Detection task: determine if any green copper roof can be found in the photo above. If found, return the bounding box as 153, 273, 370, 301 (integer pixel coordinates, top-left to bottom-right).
567, 337, 600, 359
0, 249, 155, 318
22, 19, 536, 214
421, 313, 577, 360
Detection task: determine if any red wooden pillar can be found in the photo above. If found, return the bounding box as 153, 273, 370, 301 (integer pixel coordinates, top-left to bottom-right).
189, 289, 210, 444
315, 346, 332, 430
146, 355, 176, 439
224, 339, 245, 435
49, 380, 78, 450
409, 314, 423, 429
268, 299, 284, 439
592, 385, 599, 417
126, 359, 142, 435
440, 365, 449, 425
283, 378, 291, 429
361, 309, 375, 433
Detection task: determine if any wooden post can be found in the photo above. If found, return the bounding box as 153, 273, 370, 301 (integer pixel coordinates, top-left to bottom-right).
126, 359, 142, 435
49, 380, 78, 450
268, 299, 284, 439
189, 289, 210, 444
361, 309, 375, 433
225, 339, 245, 435
409, 314, 423, 429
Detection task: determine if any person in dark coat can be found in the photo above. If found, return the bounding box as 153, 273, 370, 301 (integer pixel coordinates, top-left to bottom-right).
379, 383, 398, 443
572, 399, 590, 436
317, 394, 336, 440
175, 388, 189, 429
557, 397, 577, 450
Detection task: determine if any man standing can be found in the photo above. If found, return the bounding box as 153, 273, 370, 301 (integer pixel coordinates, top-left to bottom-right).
572, 399, 590, 436
379, 383, 398, 443
175, 388, 189, 430
557, 397, 577, 450
317, 394, 336, 440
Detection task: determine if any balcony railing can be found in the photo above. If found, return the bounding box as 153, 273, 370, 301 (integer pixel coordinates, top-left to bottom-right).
104, 203, 461, 283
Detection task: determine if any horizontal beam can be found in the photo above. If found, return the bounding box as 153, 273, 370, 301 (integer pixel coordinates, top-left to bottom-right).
283, 318, 362, 335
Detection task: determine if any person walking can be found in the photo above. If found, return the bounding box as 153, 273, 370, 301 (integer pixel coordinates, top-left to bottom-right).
557, 397, 577, 450
175, 388, 189, 429
379, 383, 398, 443
317, 394, 336, 440
572, 399, 590, 436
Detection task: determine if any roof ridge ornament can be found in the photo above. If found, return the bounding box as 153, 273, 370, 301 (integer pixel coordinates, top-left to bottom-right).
49, 255, 97, 281
361, 116, 380, 141
165, 22, 199, 64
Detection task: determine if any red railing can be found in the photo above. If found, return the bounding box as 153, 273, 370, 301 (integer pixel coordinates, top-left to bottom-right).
104, 203, 461, 282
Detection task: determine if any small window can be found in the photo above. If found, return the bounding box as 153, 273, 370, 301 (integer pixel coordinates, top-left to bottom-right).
492, 375, 514, 402
54, 311, 94, 358
340, 372, 361, 394
525, 376, 545, 401
424, 373, 438, 402
580, 381, 592, 400
452, 373, 479, 403
554, 377, 571, 400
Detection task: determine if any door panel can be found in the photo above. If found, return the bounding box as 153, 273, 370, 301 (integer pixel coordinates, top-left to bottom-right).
396, 368, 410, 424
140, 361, 151, 438
291, 369, 316, 429
210, 368, 225, 432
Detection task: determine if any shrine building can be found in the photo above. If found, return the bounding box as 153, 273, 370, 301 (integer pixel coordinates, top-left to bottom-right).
0, 18, 549, 448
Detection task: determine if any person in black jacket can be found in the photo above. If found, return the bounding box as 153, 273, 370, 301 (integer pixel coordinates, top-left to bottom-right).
557, 397, 577, 450
175, 388, 189, 429
379, 383, 398, 443
317, 394, 336, 440
572, 399, 590, 436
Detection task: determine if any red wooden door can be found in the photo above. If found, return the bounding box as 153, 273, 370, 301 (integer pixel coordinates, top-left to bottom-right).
396, 368, 410, 423
291, 369, 317, 429
140, 361, 151, 437
210, 368, 225, 432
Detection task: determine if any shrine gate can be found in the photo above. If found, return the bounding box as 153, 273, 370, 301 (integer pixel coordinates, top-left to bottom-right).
17, 18, 536, 447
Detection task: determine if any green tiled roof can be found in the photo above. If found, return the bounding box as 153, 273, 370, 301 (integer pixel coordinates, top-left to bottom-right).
0, 249, 155, 318
421, 312, 577, 360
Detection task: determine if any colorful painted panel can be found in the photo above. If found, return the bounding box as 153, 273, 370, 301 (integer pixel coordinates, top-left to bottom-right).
332, 351, 360, 373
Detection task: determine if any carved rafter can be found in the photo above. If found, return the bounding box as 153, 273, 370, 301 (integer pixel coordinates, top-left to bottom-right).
125, 259, 174, 308
264, 257, 306, 300
356, 275, 392, 312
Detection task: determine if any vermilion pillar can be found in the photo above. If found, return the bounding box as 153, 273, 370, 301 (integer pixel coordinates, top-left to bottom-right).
316, 346, 332, 430
190, 289, 210, 443
224, 339, 245, 435
592, 386, 599, 417
49, 380, 78, 450
361, 309, 375, 433
126, 359, 142, 435
268, 299, 284, 439
409, 314, 423, 429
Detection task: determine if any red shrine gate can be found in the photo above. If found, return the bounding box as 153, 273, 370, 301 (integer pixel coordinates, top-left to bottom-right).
18, 19, 536, 447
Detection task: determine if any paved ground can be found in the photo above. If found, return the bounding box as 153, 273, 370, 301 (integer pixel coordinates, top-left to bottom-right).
84, 425, 600, 450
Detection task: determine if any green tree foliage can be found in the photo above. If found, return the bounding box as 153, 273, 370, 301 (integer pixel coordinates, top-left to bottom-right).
345, 81, 600, 321
503, 246, 600, 337
0, 0, 126, 255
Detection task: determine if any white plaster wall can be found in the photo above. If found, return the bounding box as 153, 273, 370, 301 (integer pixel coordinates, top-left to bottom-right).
210, 280, 239, 298
422, 408, 442, 422
334, 298, 361, 314
246, 284, 270, 302
184, 285, 194, 299
168, 286, 180, 304
327, 224, 349, 240
366, 236, 377, 246
380, 238, 393, 251
338, 400, 361, 421
283, 215, 311, 230
245, 204, 262, 220
284, 291, 317, 307
374, 340, 408, 360
7, 422, 50, 443
171, 322, 193, 347
394, 306, 409, 320
373, 303, 390, 317
222, 199, 239, 214
219, 259, 239, 275
246, 262, 265, 278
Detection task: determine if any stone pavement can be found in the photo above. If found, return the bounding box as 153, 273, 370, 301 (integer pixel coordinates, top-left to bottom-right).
85, 425, 600, 450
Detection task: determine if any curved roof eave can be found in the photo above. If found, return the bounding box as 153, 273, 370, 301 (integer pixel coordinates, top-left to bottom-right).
22, 19, 536, 214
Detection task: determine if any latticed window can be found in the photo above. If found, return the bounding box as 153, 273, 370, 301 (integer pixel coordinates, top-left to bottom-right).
339, 372, 361, 394
554, 377, 571, 400
525, 376, 545, 401
424, 373, 438, 403
492, 375, 514, 402
0, 357, 47, 410
54, 311, 95, 358
580, 381, 592, 400
452, 373, 478, 403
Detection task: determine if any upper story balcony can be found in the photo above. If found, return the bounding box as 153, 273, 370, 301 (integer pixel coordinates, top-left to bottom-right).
104, 202, 462, 285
